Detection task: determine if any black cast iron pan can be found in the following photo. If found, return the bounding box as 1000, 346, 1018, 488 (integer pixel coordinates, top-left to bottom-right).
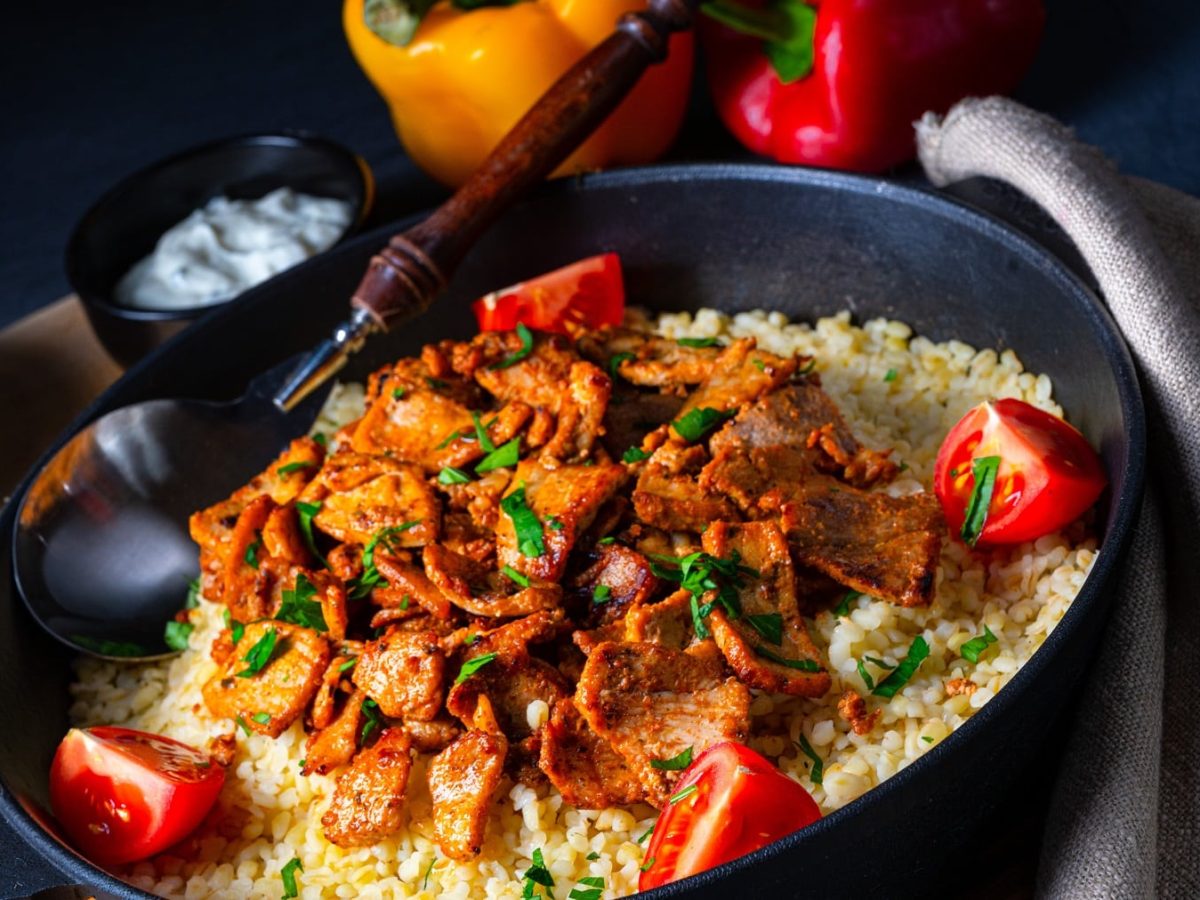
0, 164, 1145, 899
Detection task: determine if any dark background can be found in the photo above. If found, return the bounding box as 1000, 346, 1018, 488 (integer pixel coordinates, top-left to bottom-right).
2, 0, 1199, 331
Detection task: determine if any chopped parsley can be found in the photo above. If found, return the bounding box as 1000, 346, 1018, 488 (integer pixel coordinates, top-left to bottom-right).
476, 437, 520, 473
676, 336, 719, 348
276, 460, 315, 477
350, 522, 419, 599
435, 427, 465, 450
185, 577, 201, 609
797, 358, 817, 376
640, 856, 656, 872
596, 536, 616, 545
236, 628, 279, 678
668, 783, 698, 805
455, 652, 499, 685
833, 589, 863, 617
922, 736, 935, 744
251, 712, 271, 725
359, 698, 383, 746
856, 659, 876, 691
751, 358, 766, 371
522, 848, 554, 899
871, 636, 930, 698
421, 856, 437, 891
295, 501, 326, 567
392, 387, 406, 400
592, 584, 612, 604
243, 534, 262, 569
754, 644, 822, 672
622, 446, 652, 463
502, 565, 531, 588
960, 455, 1001, 547
471, 411, 496, 453
276, 573, 328, 632
280, 857, 303, 899
569, 876, 606, 900
501, 484, 545, 557
883, 368, 898, 382
438, 466, 472, 485
490, 322, 535, 370
795, 734, 824, 785
223, 608, 245, 645
235, 715, 252, 736
163, 620, 194, 651
425, 376, 450, 391
337, 657, 358, 673
636, 826, 655, 845
608, 351, 636, 378
313, 432, 328, 447
649, 746, 693, 771
586, 851, 600, 861
960, 625, 998, 663
68, 638, 148, 657
671, 406, 735, 443
651, 550, 756, 639
746, 612, 784, 645
547, 516, 564, 531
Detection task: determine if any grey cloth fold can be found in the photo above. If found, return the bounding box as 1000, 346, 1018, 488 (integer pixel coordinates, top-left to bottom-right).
916, 97, 1200, 899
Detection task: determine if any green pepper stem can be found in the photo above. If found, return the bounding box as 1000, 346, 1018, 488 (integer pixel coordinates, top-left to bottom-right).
700, 0, 797, 45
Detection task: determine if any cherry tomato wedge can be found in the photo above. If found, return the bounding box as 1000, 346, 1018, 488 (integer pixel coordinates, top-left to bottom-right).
49, 726, 224, 866
639, 741, 820, 890
472, 252, 624, 335
934, 398, 1106, 546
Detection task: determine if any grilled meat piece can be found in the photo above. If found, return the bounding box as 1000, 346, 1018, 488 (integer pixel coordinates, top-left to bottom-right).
672, 339, 799, 432
322, 728, 414, 847
374, 554, 453, 619
779, 483, 944, 607
700, 521, 830, 697
575, 640, 751, 807
405, 717, 463, 753
201, 621, 330, 738
577, 326, 722, 389
311, 652, 355, 731
304, 688, 365, 776
446, 651, 570, 744
352, 628, 446, 721
633, 438, 740, 533
495, 457, 627, 583
428, 730, 508, 860
570, 543, 661, 625
539, 698, 646, 809
623, 589, 695, 650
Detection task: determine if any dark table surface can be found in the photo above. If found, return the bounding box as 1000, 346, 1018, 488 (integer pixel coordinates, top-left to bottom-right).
3, 0, 1200, 332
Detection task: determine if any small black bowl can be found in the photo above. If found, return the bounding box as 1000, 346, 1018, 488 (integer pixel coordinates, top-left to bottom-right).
66, 132, 374, 366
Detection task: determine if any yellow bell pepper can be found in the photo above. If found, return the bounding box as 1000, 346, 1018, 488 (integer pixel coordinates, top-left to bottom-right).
343, 0, 695, 187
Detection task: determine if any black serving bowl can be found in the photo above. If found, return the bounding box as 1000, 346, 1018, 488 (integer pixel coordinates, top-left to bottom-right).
66, 132, 374, 367
2, 164, 1143, 898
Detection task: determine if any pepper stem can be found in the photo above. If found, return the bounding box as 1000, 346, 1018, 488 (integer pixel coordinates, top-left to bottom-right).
701, 0, 817, 84
701, 0, 795, 45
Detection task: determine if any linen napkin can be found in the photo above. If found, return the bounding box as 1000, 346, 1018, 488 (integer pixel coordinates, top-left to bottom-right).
916, 97, 1200, 899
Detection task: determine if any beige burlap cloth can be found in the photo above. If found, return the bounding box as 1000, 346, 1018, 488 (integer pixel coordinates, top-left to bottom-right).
916, 97, 1200, 898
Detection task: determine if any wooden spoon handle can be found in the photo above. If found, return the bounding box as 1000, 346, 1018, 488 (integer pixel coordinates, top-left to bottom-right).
349, 0, 699, 327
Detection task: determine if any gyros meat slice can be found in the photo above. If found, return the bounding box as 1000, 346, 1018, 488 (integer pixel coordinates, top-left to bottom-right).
352, 628, 446, 721
633, 439, 741, 533
428, 729, 508, 861
570, 542, 661, 625
423, 544, 561, 618
304, 688, 365, 776
446, 651, 570, 744
672, 339, 799, 433
577, 326, 722, 389
322, 728, 413, 847
201, 621, 330, 738
495, 457, 626, 583
700, 520, 830, 697
404, 717, 463, 754
780, 483, 945, 607
623, 589, 695, 650
301, 452, 440, 547
538, 698, 646, 809
575, 640, 751, 807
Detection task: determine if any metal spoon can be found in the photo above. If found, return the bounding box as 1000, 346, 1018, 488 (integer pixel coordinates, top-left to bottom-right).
12, 0, 699, 659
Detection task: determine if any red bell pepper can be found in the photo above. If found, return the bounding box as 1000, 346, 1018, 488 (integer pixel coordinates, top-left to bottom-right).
700, 0, 1045, 172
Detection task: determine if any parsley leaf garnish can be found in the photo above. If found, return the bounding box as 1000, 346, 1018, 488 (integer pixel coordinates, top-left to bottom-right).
501, 484, 545, 557
960, 455, 1001, 547
651, 550, 756, 637
235, 715, 252, 736
871, 636, 930, 698
421, 857, 437, 891
640, 856, 656, 872
236, 628, 278, 678
295, 501, 327, 568
438, 466, 472, 485
490, 322, 535, 370
586, 851, 600, 861
276, 573, 328, 631
471, 411, 496, 453
884, 368, 898, 382
164, 620, 193, 651
795, 734, 824, 785
676, 336, 719, 348
251, 712, 271, 725
672, 406, 735, 442
622, 446, 652, 463
754, 644, 822, 672
502, 565, 531, 588
650, 746, 693, 771
833, 589, 862, 617
608, 351, 635, 378
668, 783, 698, 804
960, 624, 998, 663
350, 522, 419, 600
547, 516, 564, 531
746, 612, 784, 645
425, 376, 450, 391
592, 584, 612, 604
476, 437, 520, 473
276, 460, 314, 477
244, 534, 262, 570
185, 577, 201, 609
359, 698, 383, 747
392, 387, 406, 400
281, 857, 303, 899
522, 848, 554, 899
856, 659, 876, 691
455, 652, 499, 685
224, 608, 245, 645
569, 875, 605, 900
636, 826, 655, 844
338, 657, 358, 673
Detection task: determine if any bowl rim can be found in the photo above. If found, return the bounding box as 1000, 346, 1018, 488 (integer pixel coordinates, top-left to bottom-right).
64, 130, 375, 323
1, 161, 1146, 898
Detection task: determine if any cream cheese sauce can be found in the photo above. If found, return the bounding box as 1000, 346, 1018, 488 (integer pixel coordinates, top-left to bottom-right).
114, 187, 353, 310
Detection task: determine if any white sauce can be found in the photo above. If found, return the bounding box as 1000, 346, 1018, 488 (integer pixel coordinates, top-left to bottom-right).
114, 187, 353, 310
